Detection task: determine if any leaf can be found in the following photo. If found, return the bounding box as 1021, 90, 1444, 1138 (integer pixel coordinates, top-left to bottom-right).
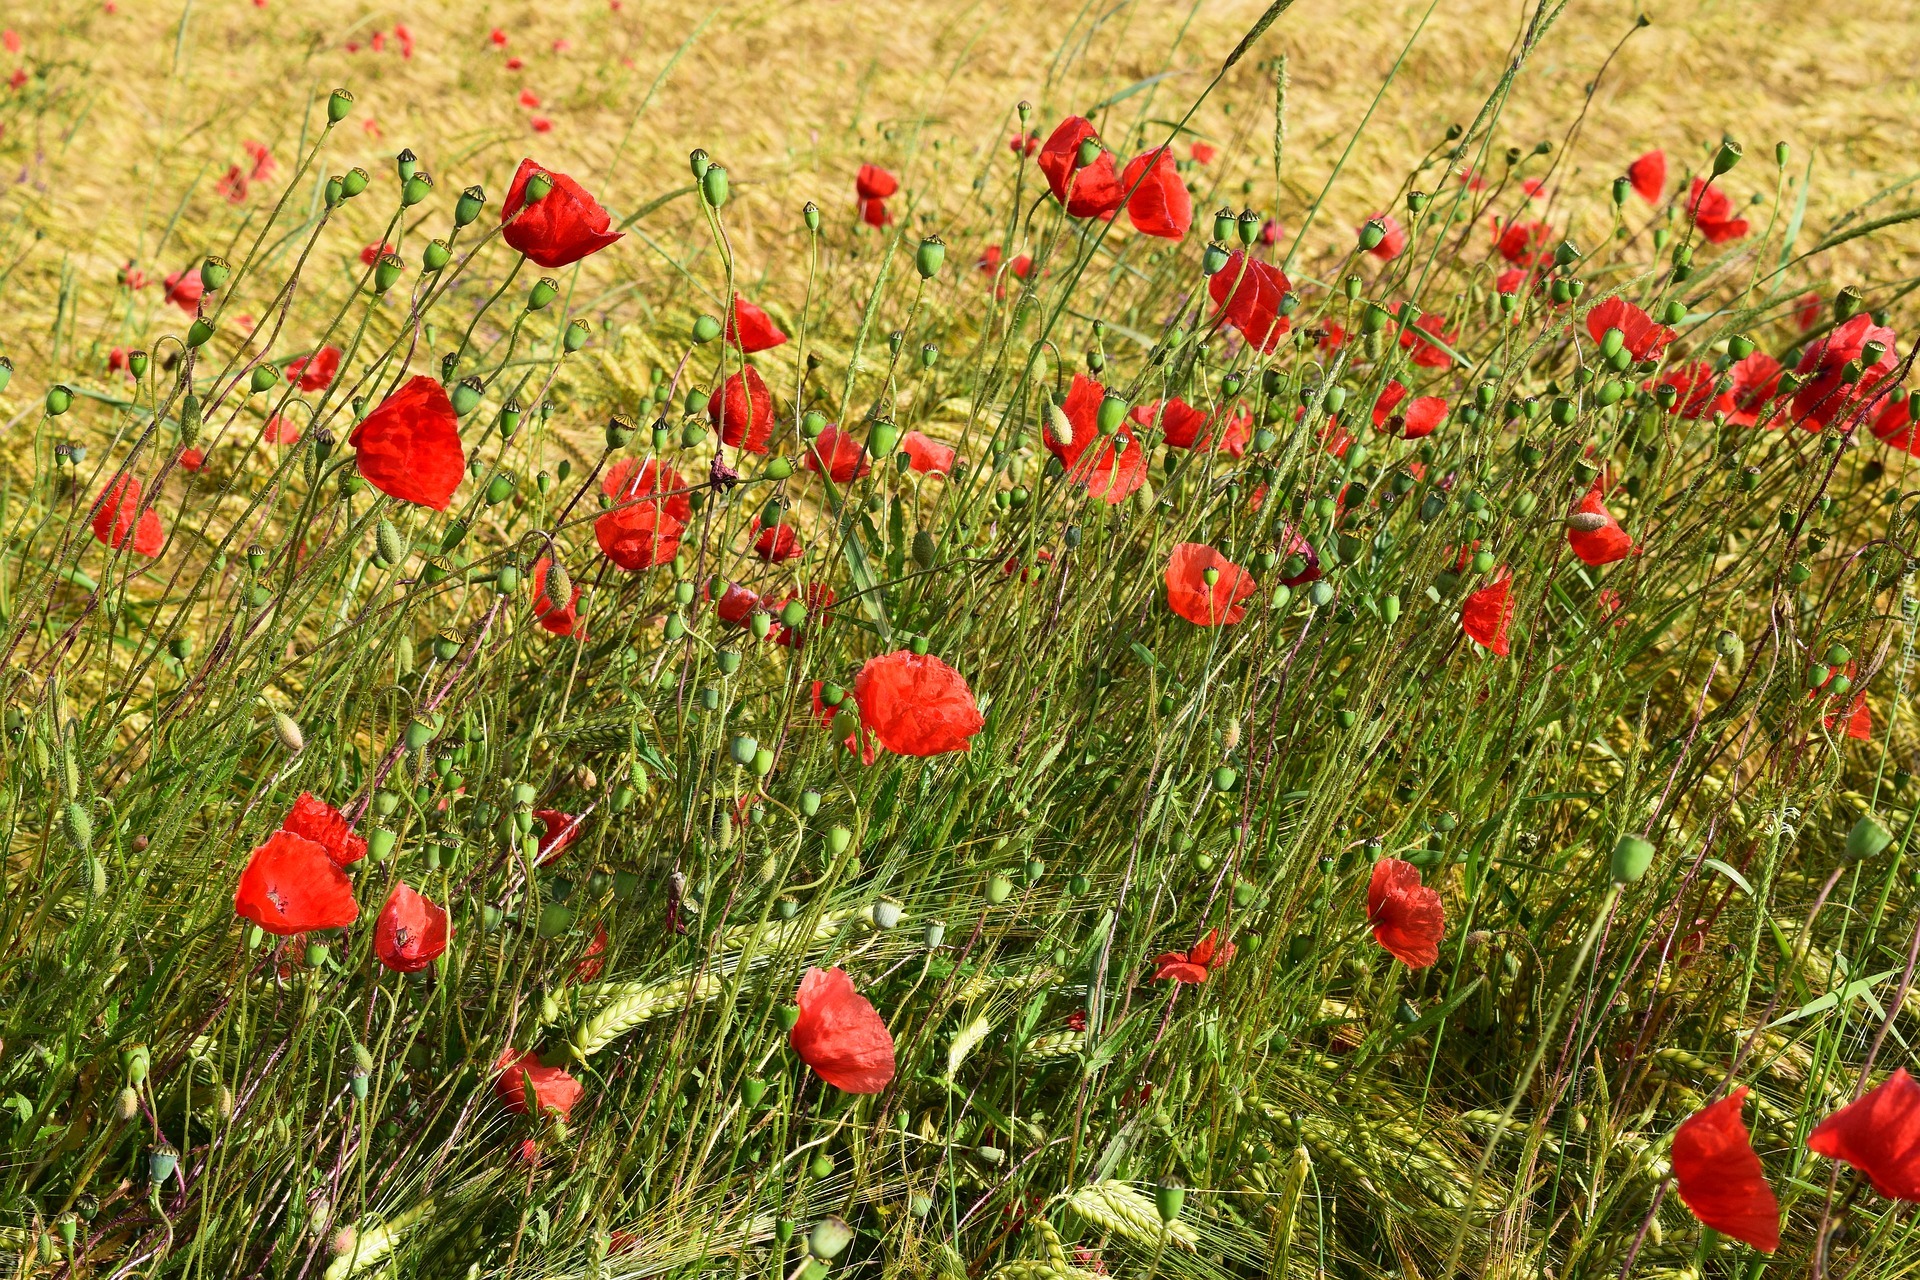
1702, 858, 1755, 897
1769, 968, 1897, 1028
1086, 72, 1182, 113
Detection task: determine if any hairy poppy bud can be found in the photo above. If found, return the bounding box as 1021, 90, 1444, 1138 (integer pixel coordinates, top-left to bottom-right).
1611, 834, 1655, 883
376, 518, 406, 565
455, 184, 486, 226
692, 314, 722, 344
1712, 139, 1743, 177
46, 384, 73, 415
1845, 814, 1893, 861
341, 167, 370, 199
1202, 241, 1230, 275
524, 170, 553, 205
803, 200, 820, 232
452, 376, 484, 416
808, 1217, 854, 1260
327, 87, 354, 122
374, 252, 404, 294
62, 800, 92, 852
915, 235, 946, 279
422, 239, 451, 272
273, 711, 304, 753
527, 277, 559, 311
701, 164, 730, 208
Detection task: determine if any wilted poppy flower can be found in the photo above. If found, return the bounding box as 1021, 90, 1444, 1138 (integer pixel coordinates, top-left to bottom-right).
1119, 146, 1190, 239
494, 1049, 583, 1119
1043, 374, 1149, 503
1037, 116, 1125, 219
716, 582, 761, 627
1567, 480, 1637, 566
1496, 220, 1553, 267
1806, 1068, 1920, 1200
752, 521, 802, 563
287, 346, 341, 392
163, 269, 204, 313
1207, 250, 1291, 351
280, 792, 368, 866
1165, 543, 1255, 626
1794, 312, 1899, 429
1585, 297, 1675, 362
349, 376, 465, 511
1687, 178, 1749, 243
1275, 522, 1321, 587
1672, 1088, 1780, 1252
1728, 353, 1784, 427
500, 157, 623, 268
789, 967, 895, 1093
725, 294, 787, 352
91, 475, 165, 558
530, 557, 583, 637
1398, 309, 1457, 369
1462, 572, 1514, 656
594, 500, 684, 571
900, 430, 955, 474
708, 366, 774, 453
1651, 362, 1733, 420
233, 831, 359, 936
810, 680, 878, 764
1366, 858, 1444, 969
1363, 213, 1407, 259
854, 650, 984, 756
1152, 929, 1235, 983
804, 425, 871, 484
374, 882, 449, 973
600, 458, 692, 524
1627, 149, 1666, 202
533, 809, 581, 864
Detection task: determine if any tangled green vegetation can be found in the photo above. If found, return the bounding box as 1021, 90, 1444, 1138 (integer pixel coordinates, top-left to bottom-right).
2, 0, 1920, 1276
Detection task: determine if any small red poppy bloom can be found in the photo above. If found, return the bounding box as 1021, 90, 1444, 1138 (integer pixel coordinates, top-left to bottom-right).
1119, 146, 1191, 240
178, 448, 206, 471
1370, 381, 1447, 439
1686, 178, 1749, 243
789, 966, 895, 1093
1874, 394, 1920, 453
1207, 250, 1291, 351
91, 475, 165, 558
1794, 312, 1900, 429
1567, 480, 1637, 566
280, 792, 368, 866
1398, 309, 1457, 369
504, 55, 523, 70
1165, 543, 1256, 626
716, 582, 761, 627
854, 164, 898, 201
1496, 219, 1553, 267
233, 831, 359, 936
1136, 397, 1209, 449
1672, 1088, 1780, 1252
1152, 929, 1235, 983
859, 197, 890, 227
374, 882, 449, 973
1496, 268, 1528, 295
1009, 131, 1039, 156
1462, 572, 1514, 656
1363, 213, 1407, 260
572, 923, 609, 981
1793, 291, 1822, 331
1627, 149, 1666, 203
1806, 1068, 1920, 1200
494, 1049, 583, 1120
1260, 217, 1283, 246
594, 502, 684, 572
1585, 297, 1675, 362
854, 650, 984, 756
530, 557, 584, 638
810, 680, 878, 764
216, 165, 249, 204
163, 269, 204, 313
261, 415, 302, 445
727, 294, 788, 353
287, 345, 341, 392
600, 458, 693, 524
1727, 353, 1784, 427
360, 240, 396, 266
349, 376, 465, 511
1652, 362, 1734, 420
1042, 374, 1149, 504
518, 88, 541, 109
900, 430, 955, 474
489, 26, 508, 46
753, 521, 802, 563
1037, 117, 1125, 219
1366, 858, 1445, 969
2, 29, 19, 53
500, 157, 623, 269
708, 365, 774, 453
804, 424, 871, 484
1190, 142, 1216, 164
527, 115, 553, 133
533, 809, 582, 865
120, 263, 149, 290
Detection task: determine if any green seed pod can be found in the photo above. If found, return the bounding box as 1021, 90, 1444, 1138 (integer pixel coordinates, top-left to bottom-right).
527, 277, 560, 311
985, 872, 1013, 904
565, 318, 591, 352
700, 163, 731, 207
915, 235, 946, 279
1202, 241, 1231, 275
524, 171, 553, 205
46, 384, 74, 415
1712, 139, 1743, 176
200, 255, 231, 292
341, 166, 370, 198
402, 172, 433, 206
451, 376, 484, 416
455, 184, 487, 226
1155, 1181, 1186, 1223
1845, 814, 1893, 862
1611, 834, 1655, 884
692, 314, 722, 344
1358, 220, 1385, 251
1213, 765, 1239, 792
807, 1217, 853, 1260
803, 200, 820, 232
148, 1143, 179, 1185
1097, 395, 1126, 435
327, 87, 355, 122
62, 800, 93, 852
186, 319, 215, 348
367, 828, 396, 860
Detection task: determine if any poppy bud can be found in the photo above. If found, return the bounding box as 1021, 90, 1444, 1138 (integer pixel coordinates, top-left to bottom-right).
701, 164, 730, 208
808, 1217, 854, 1260
692, 314, 722, 344
341, 167, 370, 198
273, 711, 305, 754
376, 518, 407, 565
1611, 834, 1655, 883
1076, 137, 1102, 169
46, 384, 73, 415
1358, 220, 1385, 251
374, 252, 404, 294
915, 235, 946, 279
455, 184, 486, 226
1202, 241, 1230, 275
452, 377, 485, 416
1845, 814, 1893, 861
1712, 139, 1743, 176
149, 1142, 179, 1185
803, 200, 821, 232
421, 238, 451, 273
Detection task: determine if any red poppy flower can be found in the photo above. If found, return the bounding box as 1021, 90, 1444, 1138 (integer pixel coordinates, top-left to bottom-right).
1496, 268, 1528, 295
1567, 480, 1637, 566
1651, 362, 1734, 420
708, 366, 774, 453
600, 458, 693, 524
1874, 394, 1920, 453
504, 55, 523, 70
233, 831, 359, 936
1727, 353, 1784, 427
1370, 382, 1447, 439
287, 345, 341, 392
854, 164, 898, 201
1794, 312, 1900, 429
374, 882, 449, 973
1627, 149, 1666, 203
716, 581, 761, 627
349, 376, 465, 511
91, 475, 165, 558
900, 430, 955, 474
1119, 146, 1191, 240
1398, 309, 1457, 369
1260, 217, 1283, 246
858, 196, 891, 227
789, 966, 895, 1093
1207, 250, 1291, 351
594, 501, 684, 572
518, 88, 541, 109
1152, 929, 1235, 983
1274, 522, 1321, 587
280, 792, 368, 867
179, 448, 206, 471
854, 650, 984, 756
163, 270, 204, 313
1165, 543, 1256, 626
804, 425, 871, 484
1585, 298, 1675, 362
1807, 1069, 1920, 1200
530, 557, 584, 637
119, 263, 149, 291
494, 1049, 583, 1120
1009, 131, 1039, 157
727, 294, 788, 353
1037, 117, 1125, 219
1364, 213, 1407, 260
1462, 572, 1514, 656
500, 157, 622, 269
216, 165, 249, 204
259, 415, 301, 445
1793, 292, 1822, 331
1366, 858, 1445, 969
810, 680, 878, 764
753, 521, 802, 563
1496, 220, 1553, 267
1687, 178, 1751, 243
1672, 1088, 1780, 1252
1136, 398, 1207, 449
1186, 141, 1216, 165
1042, 374, 1149, 504
533, 809, 582, 865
